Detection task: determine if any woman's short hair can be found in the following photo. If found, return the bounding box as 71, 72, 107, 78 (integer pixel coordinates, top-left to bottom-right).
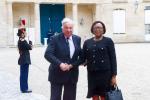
91, 21, 106, 34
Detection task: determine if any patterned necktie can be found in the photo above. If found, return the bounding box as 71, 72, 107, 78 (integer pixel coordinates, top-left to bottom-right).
66, 37, 70, 58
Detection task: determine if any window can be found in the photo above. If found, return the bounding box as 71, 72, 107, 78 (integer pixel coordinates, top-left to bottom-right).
145, 10, 150, 24
145, 7, 150, 34
113, 9, 126, 34
145, 24, 150, 34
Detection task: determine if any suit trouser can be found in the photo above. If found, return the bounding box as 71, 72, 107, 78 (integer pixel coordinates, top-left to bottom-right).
50, 82, 77, 100
20, 64, 29, 92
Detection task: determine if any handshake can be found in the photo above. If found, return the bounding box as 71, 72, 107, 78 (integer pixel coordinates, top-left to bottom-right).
59, 63, 73, 71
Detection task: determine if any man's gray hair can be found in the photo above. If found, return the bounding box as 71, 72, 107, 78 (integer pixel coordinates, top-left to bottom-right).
61, 18, 73, 28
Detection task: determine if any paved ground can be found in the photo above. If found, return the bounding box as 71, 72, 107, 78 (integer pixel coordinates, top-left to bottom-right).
0, 70, 48, 100
0, 43, 150, 100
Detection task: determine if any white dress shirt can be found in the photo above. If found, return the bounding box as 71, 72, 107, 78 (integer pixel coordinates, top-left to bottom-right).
66, 36, 75, 58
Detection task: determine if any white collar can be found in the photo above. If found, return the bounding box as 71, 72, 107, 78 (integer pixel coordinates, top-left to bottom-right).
65, 35, 73, 40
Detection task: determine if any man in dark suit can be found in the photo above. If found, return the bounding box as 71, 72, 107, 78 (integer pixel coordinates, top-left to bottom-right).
44, 18, 82, 100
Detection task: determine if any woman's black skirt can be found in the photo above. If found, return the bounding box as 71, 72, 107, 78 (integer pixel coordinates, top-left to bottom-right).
87, 70, 113, 98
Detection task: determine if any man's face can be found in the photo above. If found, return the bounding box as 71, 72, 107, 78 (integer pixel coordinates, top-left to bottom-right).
20, 33, 25, 39
62, 22, 73, 37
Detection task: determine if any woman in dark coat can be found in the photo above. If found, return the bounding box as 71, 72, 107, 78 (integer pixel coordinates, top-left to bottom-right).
17, 28, 32, 93
82, 21, 117, 100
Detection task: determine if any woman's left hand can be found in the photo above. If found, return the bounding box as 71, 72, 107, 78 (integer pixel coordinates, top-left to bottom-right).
111, 75, 117, 86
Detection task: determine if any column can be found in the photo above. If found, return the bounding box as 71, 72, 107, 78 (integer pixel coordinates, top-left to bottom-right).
0, 1, 7, 46
72, 3, 78, 35
95, 4, 102, 21
7, 2, 14, 46
34, 2, 41, 45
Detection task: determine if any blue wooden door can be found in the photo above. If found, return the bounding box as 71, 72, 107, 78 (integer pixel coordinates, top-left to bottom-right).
40, 4, 65, 44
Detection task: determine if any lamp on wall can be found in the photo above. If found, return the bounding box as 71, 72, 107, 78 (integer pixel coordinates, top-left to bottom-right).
134, 0, 139, 13
79, 18, 84, 25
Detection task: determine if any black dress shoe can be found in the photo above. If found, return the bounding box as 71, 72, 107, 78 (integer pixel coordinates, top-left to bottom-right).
21, 90, 32, 93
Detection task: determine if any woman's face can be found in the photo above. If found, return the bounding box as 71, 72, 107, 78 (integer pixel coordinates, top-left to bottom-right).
93, 23, 104, 38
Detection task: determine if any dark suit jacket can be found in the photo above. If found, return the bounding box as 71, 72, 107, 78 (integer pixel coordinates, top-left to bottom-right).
18, 40, 32, 65
44, 33, 82, 84
83, 37, 117, 76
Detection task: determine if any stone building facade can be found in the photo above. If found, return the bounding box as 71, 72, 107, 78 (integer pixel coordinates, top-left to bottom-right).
0, 0, 150, 46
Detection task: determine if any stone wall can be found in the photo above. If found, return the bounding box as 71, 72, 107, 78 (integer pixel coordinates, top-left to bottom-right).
0, 0, 7, 46
1, 0, 150, 46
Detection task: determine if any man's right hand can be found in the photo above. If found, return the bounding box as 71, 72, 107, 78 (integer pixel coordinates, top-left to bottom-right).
59, 63, 70, 71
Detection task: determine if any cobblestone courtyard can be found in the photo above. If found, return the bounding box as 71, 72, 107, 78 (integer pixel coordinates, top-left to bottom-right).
0, 43, 150, 100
